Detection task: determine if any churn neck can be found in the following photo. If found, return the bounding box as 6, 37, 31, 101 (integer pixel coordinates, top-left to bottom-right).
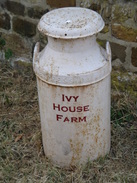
47, 36, 97, 53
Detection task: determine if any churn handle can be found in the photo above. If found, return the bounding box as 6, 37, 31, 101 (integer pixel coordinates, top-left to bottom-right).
33, 42, 40, 64
106, 42, 111, 62
106, 41, 112, 71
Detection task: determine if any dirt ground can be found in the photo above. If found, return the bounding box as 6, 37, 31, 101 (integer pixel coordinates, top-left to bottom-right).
0, 62, 137, 183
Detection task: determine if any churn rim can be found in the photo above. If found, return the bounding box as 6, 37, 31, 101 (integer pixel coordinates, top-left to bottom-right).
38, 7, 104, 39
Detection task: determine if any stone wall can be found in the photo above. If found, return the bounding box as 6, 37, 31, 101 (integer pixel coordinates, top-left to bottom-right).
0, 0, 137, 71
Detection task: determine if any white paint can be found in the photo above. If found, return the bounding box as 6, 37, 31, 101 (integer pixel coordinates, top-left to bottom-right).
33, 8, 111, 167
38, 7, 104, 39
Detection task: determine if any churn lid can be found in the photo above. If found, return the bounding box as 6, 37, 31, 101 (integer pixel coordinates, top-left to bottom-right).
38, 7, 104, 39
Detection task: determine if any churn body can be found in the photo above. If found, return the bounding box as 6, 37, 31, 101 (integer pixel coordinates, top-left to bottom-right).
33, 8, 111, 167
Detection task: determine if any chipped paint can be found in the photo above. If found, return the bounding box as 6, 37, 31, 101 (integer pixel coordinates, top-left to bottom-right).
33, 8, 111, 167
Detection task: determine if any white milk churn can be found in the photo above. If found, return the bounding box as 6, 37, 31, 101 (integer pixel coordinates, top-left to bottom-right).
33, 7, 111, 167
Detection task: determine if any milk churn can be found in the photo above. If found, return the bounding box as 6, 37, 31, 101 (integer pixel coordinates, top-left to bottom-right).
33, 7, 111, 167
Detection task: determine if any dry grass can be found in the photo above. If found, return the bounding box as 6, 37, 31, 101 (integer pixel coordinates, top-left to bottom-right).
0, 62, 137, 183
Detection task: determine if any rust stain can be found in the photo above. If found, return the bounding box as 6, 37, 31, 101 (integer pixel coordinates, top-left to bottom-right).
70, 140, 83, 166
81, 128, 87, 136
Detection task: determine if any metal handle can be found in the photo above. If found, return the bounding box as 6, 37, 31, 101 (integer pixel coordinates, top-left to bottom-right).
106, 41, 112, 72
33, 42, 40, 64
106, 42, 111, 62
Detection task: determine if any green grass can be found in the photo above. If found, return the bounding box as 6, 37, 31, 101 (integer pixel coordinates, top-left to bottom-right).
0, 36, 13, 60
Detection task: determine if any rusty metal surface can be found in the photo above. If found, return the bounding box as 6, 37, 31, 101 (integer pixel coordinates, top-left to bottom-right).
33, 7, 111, 167
33, 36, 111, 86
37, 76, 111, 167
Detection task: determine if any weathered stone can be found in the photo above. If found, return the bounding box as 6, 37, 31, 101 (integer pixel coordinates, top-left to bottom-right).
47, 0, 76, 8
0, 0, 7, 8
39, 32, 48, 45
1, 33, 32, 58
6, 1, 25, 16
0, 12, 10, 30
96, 39, 106, 48
111, 24, 137, 42
108, 0, 113, 5
102, 5, 112, 22
89, 3, 101, 13
27, 6, 49, 19
14, 60, 32, 72
13, 17, 36, 37
22, 0, 44, 6
131, 47, 137, 67
112, 3, 132, 24
112, 59, 124, 69
110, 42, 126, 62
101, 25, 109, 33
134, 9, 137, 23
